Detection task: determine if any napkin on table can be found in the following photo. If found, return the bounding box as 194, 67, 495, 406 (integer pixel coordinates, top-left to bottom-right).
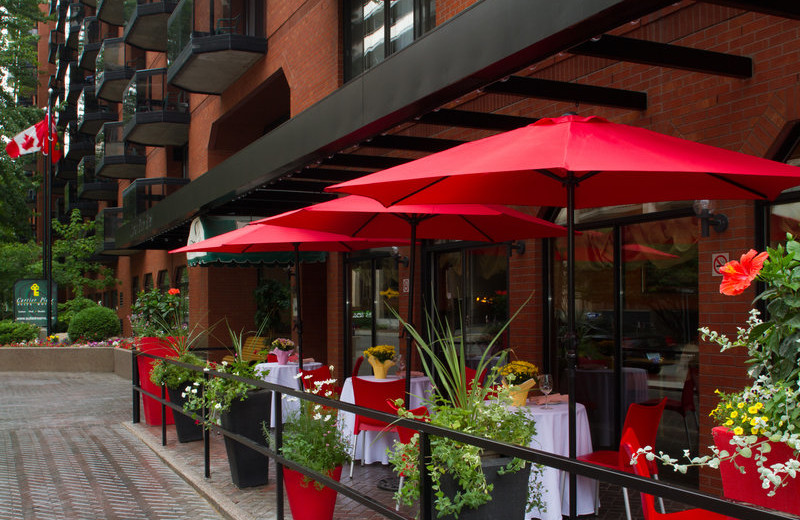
531, 393, 569, 405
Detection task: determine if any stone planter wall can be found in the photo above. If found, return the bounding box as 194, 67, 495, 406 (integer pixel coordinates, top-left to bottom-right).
0, 347, 132, 378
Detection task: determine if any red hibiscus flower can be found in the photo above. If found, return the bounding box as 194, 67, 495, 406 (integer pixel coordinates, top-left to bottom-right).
168, 288, 180, 295
719, 249, 769, 296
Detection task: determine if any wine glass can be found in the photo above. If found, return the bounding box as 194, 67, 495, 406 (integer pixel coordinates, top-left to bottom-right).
395, 353, 406, 377
538, 374, 553, 409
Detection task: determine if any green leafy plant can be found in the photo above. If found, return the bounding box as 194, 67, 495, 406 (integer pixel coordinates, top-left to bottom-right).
149, 320, 213, 390
129, 288, 186, 337
67, 306, 121, 342
266, 371, 351, 489
253, 278, 290, 335
388, 302, 543, 518
0, 319, 39, 343
57, 296, 97, 332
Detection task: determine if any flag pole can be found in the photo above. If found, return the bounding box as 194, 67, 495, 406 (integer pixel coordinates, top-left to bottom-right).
44, 88, 53, 337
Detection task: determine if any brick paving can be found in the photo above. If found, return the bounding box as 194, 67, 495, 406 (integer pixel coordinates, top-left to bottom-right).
0, 371, 701, 520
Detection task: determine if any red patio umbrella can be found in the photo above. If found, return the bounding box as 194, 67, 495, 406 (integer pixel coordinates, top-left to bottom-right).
171, 224, 405, 370
257, 195, 567, 394
326, 114, 800, 519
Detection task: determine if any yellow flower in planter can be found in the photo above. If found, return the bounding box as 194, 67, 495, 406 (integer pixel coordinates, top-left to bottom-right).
363, 344, 395, 362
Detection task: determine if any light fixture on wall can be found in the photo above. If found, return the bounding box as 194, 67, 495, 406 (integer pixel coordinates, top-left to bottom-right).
693, 199, 728, 237
509, 241, 526, 256
391, 246, 409, 267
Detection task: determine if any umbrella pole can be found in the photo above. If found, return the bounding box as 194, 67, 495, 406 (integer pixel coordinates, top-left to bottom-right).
404, 222, 417, 407
293, 244, 304, 372
566, 177, 577, 520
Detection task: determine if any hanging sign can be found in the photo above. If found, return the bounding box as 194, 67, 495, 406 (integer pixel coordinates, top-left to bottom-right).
14, 279, 57, 327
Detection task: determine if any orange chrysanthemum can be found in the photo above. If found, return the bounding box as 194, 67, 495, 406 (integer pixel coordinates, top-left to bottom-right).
719, 249, 769, 296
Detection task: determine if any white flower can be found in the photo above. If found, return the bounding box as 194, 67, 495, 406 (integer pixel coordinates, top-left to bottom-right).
181, 392, 186, 398
294, 372, 303, 380
192, 388, 198, 394
215, 403, 221, 410
313, 413, 322, 420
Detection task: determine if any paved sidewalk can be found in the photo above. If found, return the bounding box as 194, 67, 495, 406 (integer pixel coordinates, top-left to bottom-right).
0, 372, 225, 520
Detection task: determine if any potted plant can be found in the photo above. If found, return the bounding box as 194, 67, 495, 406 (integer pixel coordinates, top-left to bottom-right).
499, 360, 539, 406
266, 337, 295, 365
130, 287, 188, 426
363, 344, 396, 379
637, 236, 800, 515
183, 326, 272, 488
266, 372, 351, 520
389, 309, 543, 519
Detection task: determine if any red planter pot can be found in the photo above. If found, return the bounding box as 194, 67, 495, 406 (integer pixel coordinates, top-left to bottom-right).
136, 336, 177, 426
713, 426, 800, 515
283, 465, 342, 520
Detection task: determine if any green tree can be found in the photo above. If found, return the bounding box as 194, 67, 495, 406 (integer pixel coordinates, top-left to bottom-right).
52, 209, 118, 297
0, 241, 40, 319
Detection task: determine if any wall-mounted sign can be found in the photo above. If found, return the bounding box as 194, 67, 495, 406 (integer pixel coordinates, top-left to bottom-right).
711, 253, 730, 277
14, 279, 57, 327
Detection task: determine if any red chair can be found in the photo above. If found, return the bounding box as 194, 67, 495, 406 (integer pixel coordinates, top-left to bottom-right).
267, 353, 278, 362
578, 397, 667, 520
465, 366, 487, 390
299, 365, 342, 398
349, 377, 406, 478
621, 429, 728, 520
386, 399, 430, 510
351, 355, 364, 377
642, 368, 698, 452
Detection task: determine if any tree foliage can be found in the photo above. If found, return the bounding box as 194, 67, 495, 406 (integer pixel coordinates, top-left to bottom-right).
52, 209, 118, 297
0, 241, 40, 319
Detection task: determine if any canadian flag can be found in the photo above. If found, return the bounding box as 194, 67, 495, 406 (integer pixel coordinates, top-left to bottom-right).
5, 117, 62, 163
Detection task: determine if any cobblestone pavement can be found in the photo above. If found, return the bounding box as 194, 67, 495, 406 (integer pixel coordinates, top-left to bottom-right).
0, 371, 697, 520
0, 372, 225, 520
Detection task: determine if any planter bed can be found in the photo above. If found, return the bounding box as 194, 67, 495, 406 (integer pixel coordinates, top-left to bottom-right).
0, 346, 132, 378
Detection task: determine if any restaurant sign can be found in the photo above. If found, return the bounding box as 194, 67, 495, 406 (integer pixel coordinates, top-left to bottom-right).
14, 279, 57, 327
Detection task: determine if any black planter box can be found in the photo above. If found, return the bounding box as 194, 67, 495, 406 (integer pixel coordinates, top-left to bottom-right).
220, 389, 272, 488
166, 386, 204, 443
434, 456, 532, 520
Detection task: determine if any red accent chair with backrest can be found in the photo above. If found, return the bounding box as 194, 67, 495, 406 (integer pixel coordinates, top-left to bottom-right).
386, 399, 430, 510
620, 429, 728, 520
642, 367, 698, 452
299, 365, 343, 398
349, 377, 406, 478
578, 397, 668, 520
351, 355, 364, 377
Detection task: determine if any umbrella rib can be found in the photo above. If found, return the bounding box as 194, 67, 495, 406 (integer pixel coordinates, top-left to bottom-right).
389, 179, 446, 206
352, 214, 379, 237
704, 172, 769, 199
457, 215, 493, 242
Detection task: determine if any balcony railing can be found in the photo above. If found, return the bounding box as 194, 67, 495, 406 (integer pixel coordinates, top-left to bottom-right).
95, 37, 145, 102
122, 68, 190, 146
64, 122, 95, 162
96, 207, 139, 255
122, 177, 189, 222
97, 0, 125, 26
48, 29, 62, 64
66, 2, 85, 49
78, 155, 117, 201
78, 16, 101, 71
166, 0, 266, 94
77, 85, 117, 135
95, 121, 146, 179
64, 180, 99, 218
124, 0, 178, 52
65, 62, 88, 104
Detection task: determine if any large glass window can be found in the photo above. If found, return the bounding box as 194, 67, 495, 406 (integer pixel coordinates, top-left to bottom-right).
345, 0, 435, 80
347, 254, 400, 375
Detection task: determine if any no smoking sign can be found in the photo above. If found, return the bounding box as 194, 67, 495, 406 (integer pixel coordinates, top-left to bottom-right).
711, 253, 729, 277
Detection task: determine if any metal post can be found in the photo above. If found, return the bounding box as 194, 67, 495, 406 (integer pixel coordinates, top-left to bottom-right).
419, 431, 432, 520
566, 176, 577, 520
275, 390, 284, 520
132, 348, 140, 423
403, 221, 418, 407
293, 244, 304, 372
43, 89, 54, 336
203, 370, 210, 478
161, 383, 167, 446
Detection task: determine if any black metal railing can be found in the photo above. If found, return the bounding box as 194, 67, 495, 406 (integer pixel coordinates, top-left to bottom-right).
131, 351, 797, 520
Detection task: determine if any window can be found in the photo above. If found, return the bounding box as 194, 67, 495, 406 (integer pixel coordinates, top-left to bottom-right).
345, 0, 435, 80
157, 269, 170, 292
143, 273, 154, 292
131, 276, 139, 301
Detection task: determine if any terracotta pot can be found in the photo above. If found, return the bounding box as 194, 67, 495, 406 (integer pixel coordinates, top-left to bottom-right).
367, 355, 395, 379
713, 426, 800, 515
136, 336, 178, 426
283, 465, 342, 520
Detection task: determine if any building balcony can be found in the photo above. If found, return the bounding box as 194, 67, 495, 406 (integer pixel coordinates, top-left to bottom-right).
55, 45, 76, 85
122, 68, 189, 146
97, 0, 125, 26
96, 207, 139, 255
166, 0, 266, 94
124, 0, 178, 52
64, 181, 99, 218
95, 121, 146, 179
95, 37, 145, 102
57, 95, 77, 129
48, 30, 62, 64
122, 177, 188, 223
78, 155, 117, 201
65, 62, 89, 104
78, 17, 101, 71
55, 0, 69, 33
65, 2, 85, 50
64, 122, 95, 162
77, 86, 117, 135
55, 158, 79, 181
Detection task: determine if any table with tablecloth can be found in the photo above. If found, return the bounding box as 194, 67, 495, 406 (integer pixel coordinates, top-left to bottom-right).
574, 367, 649, 447
521, 401, 595, 520
339, 374, 432, 464
254, 361, 322, 427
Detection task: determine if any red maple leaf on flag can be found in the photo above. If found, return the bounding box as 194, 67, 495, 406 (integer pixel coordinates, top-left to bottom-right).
21, 133, 36, 150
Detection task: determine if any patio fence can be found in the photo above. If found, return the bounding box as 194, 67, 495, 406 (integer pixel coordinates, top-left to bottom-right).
131, 349, 797, 520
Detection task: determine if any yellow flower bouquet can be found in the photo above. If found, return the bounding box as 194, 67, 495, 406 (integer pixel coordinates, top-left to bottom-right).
500, 360, 539, 384
363, 344, 395, 362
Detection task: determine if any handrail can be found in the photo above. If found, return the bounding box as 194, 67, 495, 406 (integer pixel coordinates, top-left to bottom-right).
131, 350, 798, 520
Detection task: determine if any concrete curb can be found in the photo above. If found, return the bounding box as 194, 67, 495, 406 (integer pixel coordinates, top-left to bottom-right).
123, 422, 265, 520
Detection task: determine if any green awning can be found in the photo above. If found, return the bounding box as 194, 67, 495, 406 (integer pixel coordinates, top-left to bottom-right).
185, 217, 327, 267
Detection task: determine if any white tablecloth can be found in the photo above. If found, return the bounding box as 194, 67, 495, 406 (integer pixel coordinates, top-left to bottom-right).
522, 401, 595, 520
254, 361, 322, 427
339, 375, 432, 464
575, 367, 649, 447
